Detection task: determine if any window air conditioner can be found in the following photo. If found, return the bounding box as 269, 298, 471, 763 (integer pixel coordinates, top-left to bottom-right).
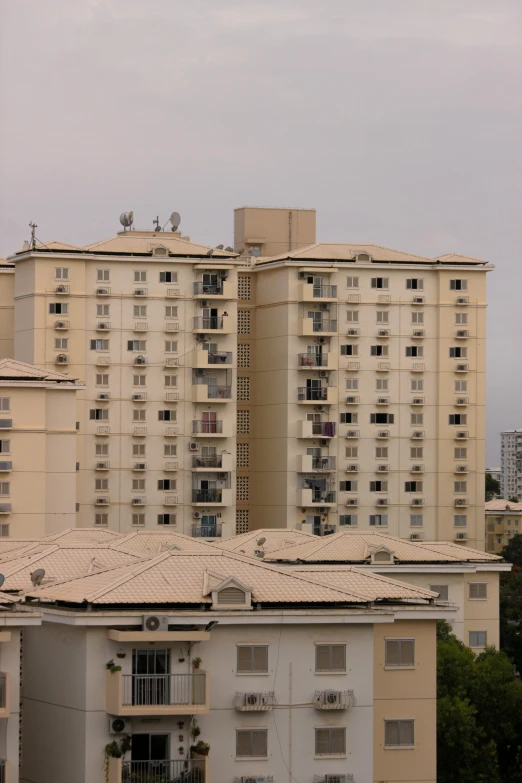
378, 329, 389, 336
56, 354, 68, 363
412, 465, 422, 472
98, 393, 109, 400
134, 463, 146, 471
109, 718, 131, 735
378, 465, 388, 472
189, 442, 200, 451
192, 511, 201, 518
413, 296, 425, 303
132, 394, 144, 401
413, 431, 423, 438
97, 287, 109, 295
456, 532, 467, 540
142, 615, 169, 632
99, 323, 108, 329
318, 337, 326, 344
320, 303, 329, 310
132, 498, 145, 505
135, 356, 146, 365
56, 285, 66, 293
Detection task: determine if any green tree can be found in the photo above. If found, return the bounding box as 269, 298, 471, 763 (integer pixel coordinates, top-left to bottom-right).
486, 472, 501, 500
501, 533, 522, 568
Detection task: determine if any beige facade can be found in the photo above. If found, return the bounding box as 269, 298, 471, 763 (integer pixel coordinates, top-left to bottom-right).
485, 498, 522, 553
234, 205, 316, 258
0, 263, 14, 360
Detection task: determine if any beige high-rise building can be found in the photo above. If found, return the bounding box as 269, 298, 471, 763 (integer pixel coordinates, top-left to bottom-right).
0, 261, 14, 359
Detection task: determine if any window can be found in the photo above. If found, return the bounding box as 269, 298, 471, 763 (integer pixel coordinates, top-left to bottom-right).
315, 644, 346, 672
370, 514, 388, 526
89, 409, 109, 420
370, 480, 387, 492
236, 729, 267, 758
157, 513, 176, 525
0, 483, 10, 496
315, 727, 346, 756
449, 347, 467, 358
430, 584, 449, 601
95, 478, 108, 491
345, 379, 359, 390
158, 410, 176, 421
339, 514, 357, 526
55, 267, 69, 280
454, 380, 467, 392
345, 446, 358, 458
370, 345, 388, 357
165, 306, 178, 318
134, 305, 147, 317
406, 278, 423, 290
134, 270, 147, 282
454, 481, 467, 493
385, 639, 414, 667
376, 447, 389, 458
405, 481, 422, 492
384, 720, 414, 748
96, 374, 109, 386
164, 375, 178, 387
133, 409, 146, 422
49, 303, 68, 314
96, 304, 110, 316
132, 479, 145, 491
376, 311, 389, 323
411, 311, 424, 324
376, 379, 389, 391
158, 479, 176, 490
159, 271, 178, 283
132, 513, 145, 526
410, 447, 423, 459
346, 276, 359, 288
97, 269, 110, 281
128, 340, 146, 351
469, 583, 487, 600
95, 513, 108, 526
370, 413, 394, 424
406, 346, 423, 357
371, 277, 389, 289
340, 480, 357, 492
237, 645, 268, 673
132, 444, 146, 456
455, 312, 468, 325
410, 514, 423, 527
0, 441, 10, 454
449, 414, 467, 425
454, 515, 467, 527
90, 339, 109, 351
410, 414, 423, 425
164, 444, 177, 456
164, 341, 178, 353
133, 375, 146, 386
450, 279, 467, 290
0, 398, 10, 412
469, 631, 487, 648
0, 525, 9, 537
95, 444, 109, 456
346, 310, 359, 322
341, 344, 358, 356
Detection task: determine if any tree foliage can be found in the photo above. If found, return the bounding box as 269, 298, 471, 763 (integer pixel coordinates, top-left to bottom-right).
436, 622, 522, 783
486, 472, 501, 501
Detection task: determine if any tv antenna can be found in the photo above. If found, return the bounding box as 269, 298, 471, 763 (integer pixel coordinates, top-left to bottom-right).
29, 221, 37, 249
119, 211, 134, 231
152, 216, 161, 231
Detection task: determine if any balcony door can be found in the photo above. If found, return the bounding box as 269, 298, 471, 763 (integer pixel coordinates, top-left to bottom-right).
132, 649, 170, 706
131, 733, 170, 774
202, 272, 219, 293
202, 411, 217, 433
201, 514, 218, 536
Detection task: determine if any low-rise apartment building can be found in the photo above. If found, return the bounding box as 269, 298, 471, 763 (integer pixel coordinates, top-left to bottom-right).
485, 498, 522, 554
4, 543, 452, 783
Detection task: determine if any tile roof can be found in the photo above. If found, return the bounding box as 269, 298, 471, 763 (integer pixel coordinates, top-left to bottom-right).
82, 233, 237, 258
43, 528, 123, 543
485, 500, 522, 512
213, 529, 314, 556
24, 550, 437, 607
0, 358, 79, 383
434, 252, 489, 265
256, 243, 431, 264
111, 531, 215, 556
288, 566, 438, 601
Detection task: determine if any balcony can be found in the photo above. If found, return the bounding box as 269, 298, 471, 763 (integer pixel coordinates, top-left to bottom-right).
0, 674, 9, 718
192, 453, 232, 471
298, 317, 337, 336
297, 455, 336, 472
298, 282, 337, 301
297, 353, 331, 369
106, 670, 208, 716
192, 383, 232, 403
192, 488, 232, 506
193, 349, 233, 368
297, 489, 336, 508
298, 421, 336, 438
297, 387, 338, 404
108, 758, 207, 783
192, 524, 223, 538
193, 280, 235, 299
192, 420, 225, 437
192, 315, 233, 333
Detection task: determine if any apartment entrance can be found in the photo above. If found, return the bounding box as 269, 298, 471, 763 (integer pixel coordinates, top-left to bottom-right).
132, 650, 170, 706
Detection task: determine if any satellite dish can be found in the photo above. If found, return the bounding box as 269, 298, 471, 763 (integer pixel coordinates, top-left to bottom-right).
119, 211, 134, 230
30, 568, 46, 587
225, 246, 234, 252
0, 574, 5, 590
256, 551, 265, 559
256, 537, 266, 546
170, 212, 181, 232
216, 244, 224, 250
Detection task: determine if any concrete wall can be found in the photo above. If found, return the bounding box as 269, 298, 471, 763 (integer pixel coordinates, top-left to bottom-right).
0, 268, 14, 360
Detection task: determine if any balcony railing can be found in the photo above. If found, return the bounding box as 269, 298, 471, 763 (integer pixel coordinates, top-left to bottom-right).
192, 524, 222, 538
308, 491, 337, 504
206, 385, 232, 399
193, 316, 223, 330
311, 319, 337, 333
194, 282, 224, 296
119, 672, 206, 710
298, 353, 328, 367
298, 387, 328, 401
311, 456, 337, 471
312, 284, 337, 298
313, 524, 337, 536
192, 420, 223, 434
207, 351, 232, 365
192, 490, 222, 503
192, 455, 223, 468
312, 422, 336, 437
120, 759, 206, 783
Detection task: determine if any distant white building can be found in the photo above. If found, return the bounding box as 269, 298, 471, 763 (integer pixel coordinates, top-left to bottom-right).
500, 430, 522, 500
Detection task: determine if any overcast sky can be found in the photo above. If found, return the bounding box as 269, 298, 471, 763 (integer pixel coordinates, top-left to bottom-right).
0, 0, 521, 462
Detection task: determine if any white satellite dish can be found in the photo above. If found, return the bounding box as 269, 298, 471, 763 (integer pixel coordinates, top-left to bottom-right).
170, 212, 181, 232
119, 211, 134, 230
256, 537, 266, 546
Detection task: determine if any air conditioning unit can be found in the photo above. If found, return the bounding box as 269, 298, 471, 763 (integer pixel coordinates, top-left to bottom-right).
132, 498, 145, 505
56, 285, 67, 293
378, 465, 388, 472
55, 321, 65, 329
192, 511, 201, 519
109, 717, 131, 735
321, 439, 328, 446
457, 465, 467, 473
318, 337, 326, 344
347, 465, 358, 472
457, 330, 469, 338
455, 498, 467, 506
318, 690, 343, 706
412, 465, 422, 472
456, 296, 469, 304
319, 371, 328, 377
412, 498, 423, 506
347, 498, 358, 506
457, 432, 467, 439
410, 534, 423, 541
377, 430, 389, 438
412, 398, 423, 404
132, 394, 144, 401
456, 364, 468, 371
56, 354, 68, 364
98, 393, 109, 400
142, 615, 169, 632
377, 498, 388, 506
347, 430, 357, 437
413, 296, 425, 303
134, 463, 146, 471
135, 355, 146, 365
320, 303, 329, 310
96, 461, 109, 470
135, 289, 146, 296
315, 405, 324, 412
243, 693, 265, 708
347, 328, 359, 336
299, 271, 306, 279
378, 397, 388, 404
96, 497, 109, 505
456, 398, 467, 405
455, 532, 467, 540
378, 329, 389, 336
413, 330, 425, 337
234, 776, 274, 783
346, 396, 357, 404
412, 431, 423, 438
97, 287, 109, 295
99, 322, 108, 329
189, 442, 200, 451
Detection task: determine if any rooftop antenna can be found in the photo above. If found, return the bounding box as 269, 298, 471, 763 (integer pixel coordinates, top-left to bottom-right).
30, 568, 46, 587
29, 221, 37, 249
152, 216, 161, 231
119, 212, 134, 232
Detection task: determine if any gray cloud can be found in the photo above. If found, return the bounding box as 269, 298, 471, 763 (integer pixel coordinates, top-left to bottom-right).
0, 0, 521, 461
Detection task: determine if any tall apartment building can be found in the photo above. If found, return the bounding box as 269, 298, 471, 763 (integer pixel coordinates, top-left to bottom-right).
234, 210, 491, 549
500, 429, 522, 500
10, 230, 240, 537
0, 261, 14, 359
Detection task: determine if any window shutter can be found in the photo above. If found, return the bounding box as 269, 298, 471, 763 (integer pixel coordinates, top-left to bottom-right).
237, 646, 252, 672
470, 583, 487, 599
330, 644, 346, 671
400, 720, 414, 746
217, 586, 245, 605
385, 721, 399, 746
315, 728, 330, 755
401, 640, 414, 666
251, 729, 267, 757
385, 640, 400, 666
236, 730, 251, 756
252, 645, 268, 672
330, 728, 346, 755
315, 645, 331, 672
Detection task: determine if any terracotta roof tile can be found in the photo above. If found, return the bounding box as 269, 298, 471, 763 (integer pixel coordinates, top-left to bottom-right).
0, 358, 79, 383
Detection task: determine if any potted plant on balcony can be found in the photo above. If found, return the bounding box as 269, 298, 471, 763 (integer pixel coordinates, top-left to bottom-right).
190, 717, 201, 740
190, 740, 210, 758
105, 659, 122, 674
192, 656, 202, 670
